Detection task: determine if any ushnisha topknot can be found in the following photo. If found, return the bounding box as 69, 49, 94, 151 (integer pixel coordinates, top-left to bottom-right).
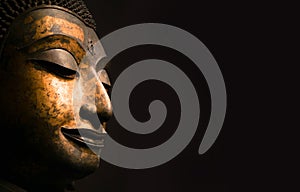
0, 0, 96, 41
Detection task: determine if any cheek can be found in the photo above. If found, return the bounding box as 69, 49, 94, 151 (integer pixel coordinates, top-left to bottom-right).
18, 64, 77, 129
37, 75, 76, 127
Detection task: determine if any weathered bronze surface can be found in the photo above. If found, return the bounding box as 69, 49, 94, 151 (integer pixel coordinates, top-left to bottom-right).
0, 3, 112, 192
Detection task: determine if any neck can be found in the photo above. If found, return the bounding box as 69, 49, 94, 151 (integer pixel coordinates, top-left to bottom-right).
0, 175, 74, 192
0, 158, 75, 192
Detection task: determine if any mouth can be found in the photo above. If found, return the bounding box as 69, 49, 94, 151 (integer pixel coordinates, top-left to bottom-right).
61, 127, 106, 150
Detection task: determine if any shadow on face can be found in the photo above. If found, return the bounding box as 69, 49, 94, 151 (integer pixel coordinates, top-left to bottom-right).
0, 6, 112, 191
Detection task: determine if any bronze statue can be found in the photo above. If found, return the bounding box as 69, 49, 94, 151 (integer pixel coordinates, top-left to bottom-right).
0, 0, 112, 191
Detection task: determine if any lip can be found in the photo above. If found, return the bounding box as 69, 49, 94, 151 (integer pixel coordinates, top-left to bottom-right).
61, 127, 106, 150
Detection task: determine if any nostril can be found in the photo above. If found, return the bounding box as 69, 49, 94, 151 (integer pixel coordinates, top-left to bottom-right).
96, 99, 113, 123
79, 104, 101, 129
97, 109, 112, 123
81, 104, 97, 114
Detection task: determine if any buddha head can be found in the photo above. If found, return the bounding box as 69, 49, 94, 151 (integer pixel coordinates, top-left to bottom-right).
0, 0, 112, 191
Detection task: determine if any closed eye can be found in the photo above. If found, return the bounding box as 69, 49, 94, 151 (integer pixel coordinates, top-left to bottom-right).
30, 59, 78, 79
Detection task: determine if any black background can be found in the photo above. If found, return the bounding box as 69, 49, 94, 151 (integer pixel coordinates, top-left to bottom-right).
74, 1, 254, 191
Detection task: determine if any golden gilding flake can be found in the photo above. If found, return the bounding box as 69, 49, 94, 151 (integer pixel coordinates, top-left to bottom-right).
24, 16, 34, 24
32, 16, 84, 42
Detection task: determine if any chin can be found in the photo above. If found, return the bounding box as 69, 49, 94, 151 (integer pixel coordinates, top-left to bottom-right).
51, 132, 101, 179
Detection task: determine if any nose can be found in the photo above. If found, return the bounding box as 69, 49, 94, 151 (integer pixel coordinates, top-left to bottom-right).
95, 81, 113, 123
79, 104, 100, 129
79, 81, 112, 129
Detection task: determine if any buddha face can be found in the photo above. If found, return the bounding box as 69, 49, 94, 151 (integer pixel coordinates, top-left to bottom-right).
0, 6, 112, 182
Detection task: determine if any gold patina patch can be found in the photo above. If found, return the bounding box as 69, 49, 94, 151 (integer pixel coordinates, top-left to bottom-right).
31, 16, 84, 42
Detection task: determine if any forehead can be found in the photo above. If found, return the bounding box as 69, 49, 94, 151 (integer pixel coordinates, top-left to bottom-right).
6, 7, 105, 66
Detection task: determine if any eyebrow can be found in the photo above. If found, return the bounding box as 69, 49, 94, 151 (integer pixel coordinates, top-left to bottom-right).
30, 15, 85, 43
18, 34, 86, 64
